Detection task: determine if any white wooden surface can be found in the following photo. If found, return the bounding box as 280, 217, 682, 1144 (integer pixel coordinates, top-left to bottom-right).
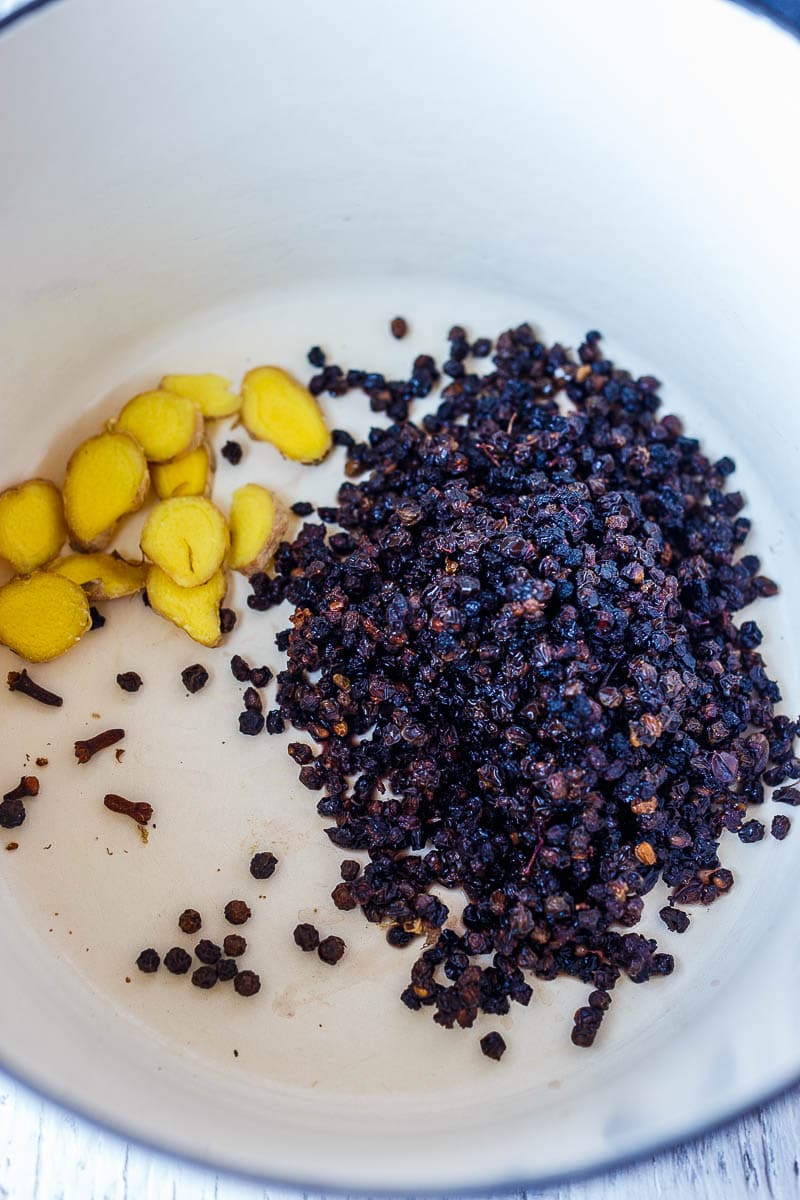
0, 1067, 798, 1199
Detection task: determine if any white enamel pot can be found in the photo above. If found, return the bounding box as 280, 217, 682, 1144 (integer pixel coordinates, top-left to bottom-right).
0, 0, 799, 1191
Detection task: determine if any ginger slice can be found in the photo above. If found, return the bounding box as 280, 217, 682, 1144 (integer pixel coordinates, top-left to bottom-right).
115, 389, 204, 463
229, 483, 289, 576
160, 373, 241, 420
0, 479, 67, 574
146, 565, 227, 647
240, 366, 332, 463
0, 572, 91, 662
48, 552, 146, 600
151, 442, 215, 500
64, 432, 149, 552
140, 496, 229, 588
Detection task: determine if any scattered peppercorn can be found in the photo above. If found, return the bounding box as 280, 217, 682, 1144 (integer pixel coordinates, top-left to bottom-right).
224, 900, 251, 926
0, 799, 26, 829
340, 859, 360, 881
179, 908, 202, 934
249, 851, 278, 880
291, 501, 314, 517
195, 939, 221, 964
243, 687, 262, 713
219, 608, 237, 634
35, 757, 48, 767
217, 958, 239, 981
234, 969, 261, 997
480, 1031, 507, 1061
221, 440, 243, 465
223, 934, 247, 957
116, 672, 143, 693
472, 337, 492, 357
182, 664, 209, 693
191, 965, 218, 989
293, 923, 320, 951
307, 346, 326, 368
164, 947, 192, 975
136, 948, 160, 973
771, 814, 791, 840
390, 316, 408, 339
318, 935, 346, 965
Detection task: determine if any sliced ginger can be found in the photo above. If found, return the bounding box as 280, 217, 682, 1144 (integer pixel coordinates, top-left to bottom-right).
140, 496, 229, 588
229, 483, 288, 576
241, 366, 332, 463
151, 442, 215, 500
146, 565, 227, 647
48, 552, 146, 600
0, 572, 91, 662
0, 479, 67, 574
116, 389, 203, 463
64, 432, 149, 552
160, 373, 241, 420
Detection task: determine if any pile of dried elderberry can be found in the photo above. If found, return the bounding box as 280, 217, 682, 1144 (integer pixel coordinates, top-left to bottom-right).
247, 323, 797, 1047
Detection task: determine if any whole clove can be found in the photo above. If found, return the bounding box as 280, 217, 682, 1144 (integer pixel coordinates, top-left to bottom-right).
4, 776, 39, 801
75, 728, 125, 763
103, 793, 153, 825
7, 670, 62, 707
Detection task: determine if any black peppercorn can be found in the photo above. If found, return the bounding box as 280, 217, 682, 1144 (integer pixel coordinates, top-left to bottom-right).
192, 965, 218, 989
164, 947, 192, 975
221, 440, 243, 465
195, 939, 221, 965
250, 851, 278, 880
234, 970, 261, 997
182, 664, 209, 694
136, 948, 160, 974
178, 908, 202, 934
224, 900, 251, 926
223, 934, 247, 957
318, 935, 346, 965
116, 672, 143, 693
294, 923, 320, 951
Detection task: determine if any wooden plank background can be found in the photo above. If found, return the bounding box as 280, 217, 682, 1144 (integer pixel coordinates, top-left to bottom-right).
1, 1069, 798, 1199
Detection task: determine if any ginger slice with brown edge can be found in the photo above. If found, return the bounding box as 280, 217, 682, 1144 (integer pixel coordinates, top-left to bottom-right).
160, 373, 241, 420
47, 552, 146, 600
0, 479, 67, 574
146, 565, 227, 647
150, 441, 215, 500
240, 366, 332, 463
229, 483, 289, 576
0, 572, 91, 662
115, 389, 203, 463
64, 432, 149, 552
140, 496, 229, 588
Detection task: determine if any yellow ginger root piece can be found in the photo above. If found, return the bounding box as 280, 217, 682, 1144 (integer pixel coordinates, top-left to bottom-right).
140, 496, 229, 588
0, 479, 67, 574
115, 389, 203, 463
48, 552, 146, 600
146, 565, 227, 647
240, 366, 332, 463
229, 484, 289, 576
64, 432, 149, 552
0, 572, 91, 662
160, 373, 241, 420
151, 442, 215, 500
